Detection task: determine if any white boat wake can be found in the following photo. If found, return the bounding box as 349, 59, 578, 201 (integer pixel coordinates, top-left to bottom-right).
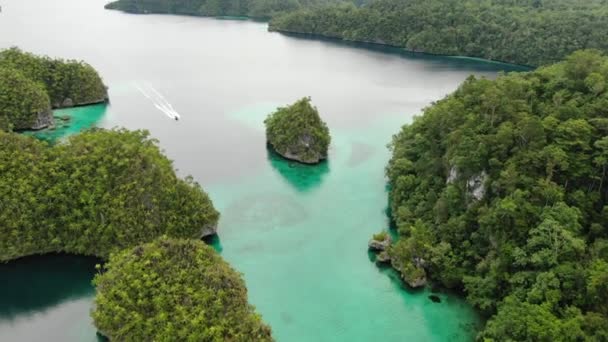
134, 83, 181, 120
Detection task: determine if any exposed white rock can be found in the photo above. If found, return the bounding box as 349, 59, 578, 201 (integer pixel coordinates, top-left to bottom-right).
446, 166, 458, 184
467, 171, 488, 201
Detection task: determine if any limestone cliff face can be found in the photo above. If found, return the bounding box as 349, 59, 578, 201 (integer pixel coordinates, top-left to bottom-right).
53, 93, 109, 109
199, 223, 217, 238
273, 133, 327, 164
28, 108, 55, 130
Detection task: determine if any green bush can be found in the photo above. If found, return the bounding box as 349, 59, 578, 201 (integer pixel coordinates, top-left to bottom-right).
372, 231, 388, 241
92, 237, 273, 341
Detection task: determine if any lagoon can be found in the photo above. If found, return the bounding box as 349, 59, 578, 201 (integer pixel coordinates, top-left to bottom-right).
0, 1, 522, 340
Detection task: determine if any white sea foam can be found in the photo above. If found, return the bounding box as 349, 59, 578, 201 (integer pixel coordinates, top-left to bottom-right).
134, 82, 181, 120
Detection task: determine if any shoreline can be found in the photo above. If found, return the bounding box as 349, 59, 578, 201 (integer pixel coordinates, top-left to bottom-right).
105, 6, 533, 69
269, 28, 535, 70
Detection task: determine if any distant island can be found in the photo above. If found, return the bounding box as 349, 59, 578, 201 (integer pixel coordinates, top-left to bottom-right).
104, 0, 343, 20
0, 48, 108, 130
264, 97, 330, 164
269, 0, 608, 67
105, 0, 608, 67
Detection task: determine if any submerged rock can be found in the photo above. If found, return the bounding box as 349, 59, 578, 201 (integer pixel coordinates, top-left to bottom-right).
428, 295, 441, 303
264, 97, 331, 164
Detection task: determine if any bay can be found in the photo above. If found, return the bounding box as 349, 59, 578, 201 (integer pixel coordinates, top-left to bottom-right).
0, 1, 523, 340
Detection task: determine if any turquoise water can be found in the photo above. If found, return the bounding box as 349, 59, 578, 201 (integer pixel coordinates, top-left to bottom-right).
25, 104, 108, 142
207, 106, 482, 341
0, 0, 523, 340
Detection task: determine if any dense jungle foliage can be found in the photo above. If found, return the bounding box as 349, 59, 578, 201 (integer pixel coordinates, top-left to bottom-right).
386, 50, 608, 340
0, 48, 107, 109
0, 128, 219, 262
105, 0, 348, 19
264, 97, 330, 164
92, 237, 273, 341
269, 0, 608, 66
0, 67, 51, 131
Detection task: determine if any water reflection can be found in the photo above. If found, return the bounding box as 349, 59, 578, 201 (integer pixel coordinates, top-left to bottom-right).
0, 254, 99, 319
274, 32, 532, 72
266, 145, 330, 192
0, 254, 104, 341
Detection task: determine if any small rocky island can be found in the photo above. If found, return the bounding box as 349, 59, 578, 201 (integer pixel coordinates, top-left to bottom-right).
264, 97, 330, 164
368, 230, 427, 288
0, 48, 108, 131
368, 231, 391, 264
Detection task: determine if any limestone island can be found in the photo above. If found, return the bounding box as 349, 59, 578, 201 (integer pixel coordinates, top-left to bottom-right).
264, 97, 330, 164
0, 48, 108, 131
92, 237, 272, 341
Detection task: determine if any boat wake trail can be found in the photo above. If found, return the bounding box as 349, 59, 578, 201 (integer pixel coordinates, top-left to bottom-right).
134, 83, 181, 120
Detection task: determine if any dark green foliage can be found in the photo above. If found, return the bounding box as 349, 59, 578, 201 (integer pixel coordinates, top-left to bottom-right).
386, 50, 608, 338
269, 0, 608, 66
0, 128, 219, 261
0, 48, 107, 108
105, 0, 345, 19
92, 237, 273, 341
264, 97, 330, 163
0, 67, 50, 130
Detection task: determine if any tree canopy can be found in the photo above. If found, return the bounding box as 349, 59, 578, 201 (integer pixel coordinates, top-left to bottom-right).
269, 0, 608, 66
0, 48, 107, 108
92, 237, 273, 341
385, 49, 608, 339
264, 97, 330, 164
105, 0, 347, 19
0, 67, 51, 131
0, 48, 108, 130
0, 128, 219, 262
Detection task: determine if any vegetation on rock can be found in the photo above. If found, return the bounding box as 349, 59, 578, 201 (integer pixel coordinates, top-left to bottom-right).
92, 237, 273, 341
264, 97, 330, 164
372, 231, 388, 242
0, 128, 219, 262
0, 48, 108, 108
386, 50, 608, 338
0, 48, 108, 130
0, 67, 51, 131
104, 0, 347, 19
269, 0, 608, 67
